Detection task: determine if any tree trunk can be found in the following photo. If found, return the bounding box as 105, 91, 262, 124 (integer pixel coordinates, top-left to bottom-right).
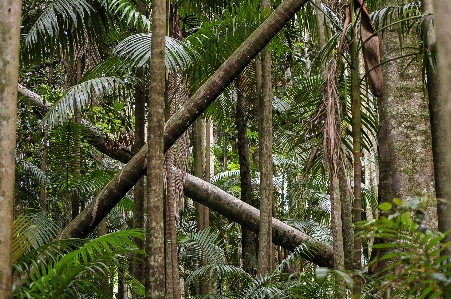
0, 1, 22, 298
350, 1, 362, 295
71, 59, 83, 219
257, 0, 274, 276
40, 129, 48, 210
146, 0, 166, 297
193, 118, 209, 231
59, 0, 310, 242
372, 0, 436, 296
132, 0, 147, 288
235, 70, 258, 275
428, 0, 451, 296
323, 60, 345, 297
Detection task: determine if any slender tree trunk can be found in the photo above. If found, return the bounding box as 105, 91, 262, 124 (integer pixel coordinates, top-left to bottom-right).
339, 167, 353, 271
314, 0, 326, 51
97, 218, 111, 296
428, 0, 451, 296
132, 0, 147, 287
164, 150, 179, 299
40, 129, 48, 210
257, 0, 274, 276
146, 0, 167, 297
0, 1, 21, 298
71, 59, 83, 219
236, 70, 258, 275
350, 1, 362, 296
324, 60, 345, 297
193, 118, 208, 230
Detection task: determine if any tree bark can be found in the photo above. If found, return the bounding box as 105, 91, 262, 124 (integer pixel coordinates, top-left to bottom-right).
235, 70, 258, 275
146, 0, 166, 297
429, 1, 451, 296
193, 118, 209, 231
350, 1, 361, 295
371, 1, 436, 296
0, 1, 22, 298
132, 0, 147, 288
257, 0, 274, 276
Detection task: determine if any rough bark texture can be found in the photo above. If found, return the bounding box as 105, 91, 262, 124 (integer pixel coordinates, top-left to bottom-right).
184, 173, 335, 267
145, 0, 166, 297
323, 59, 345, 297
58, 0, 309, 242
235, 70, 258, 275
258, 0, 274, 275
258, 59, 274, 272
430, 4, 451, 297
377, 3, 435, 218
0, 1, 21, 298
372, 1, 436, 296
132, 77, 146, 286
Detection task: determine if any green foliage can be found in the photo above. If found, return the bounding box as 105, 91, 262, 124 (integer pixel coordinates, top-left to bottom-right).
363, 198, 451, 298
13, 229, 145, 299
43, 77, 129, 128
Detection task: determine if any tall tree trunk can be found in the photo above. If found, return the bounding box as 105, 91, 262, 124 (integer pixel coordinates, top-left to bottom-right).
0, 1, 21, 298
428, 0, 451, 296
132, 0, 147, 287
257, 0, 274, 276
372, 1, 436, 296
59, 0, 309, 241
146, 0, 167, 297
71, 59, 83, 219
350, 1, 362, 296
324, 60, 345, 297
97, 218, 111, 297
236, 70, 258, 275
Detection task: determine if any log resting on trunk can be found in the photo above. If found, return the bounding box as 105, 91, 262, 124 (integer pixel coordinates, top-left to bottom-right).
58, 0, 309, 240
184, 174, 334, 267
18, 0, 335, 267
20, 87, 335, 267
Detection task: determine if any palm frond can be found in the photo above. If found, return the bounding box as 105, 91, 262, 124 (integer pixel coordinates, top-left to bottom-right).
43, 76, 129, 128
25, 0, 93, 48
12, 212, 61, 264
100, 0, 151, 31
113, 33, 197, 72
15, 229, 145, 298
16, 158, 51, 186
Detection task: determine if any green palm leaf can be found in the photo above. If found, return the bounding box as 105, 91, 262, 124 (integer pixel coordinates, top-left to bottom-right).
113, 33, 196, 72
43, 76, 129, 128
